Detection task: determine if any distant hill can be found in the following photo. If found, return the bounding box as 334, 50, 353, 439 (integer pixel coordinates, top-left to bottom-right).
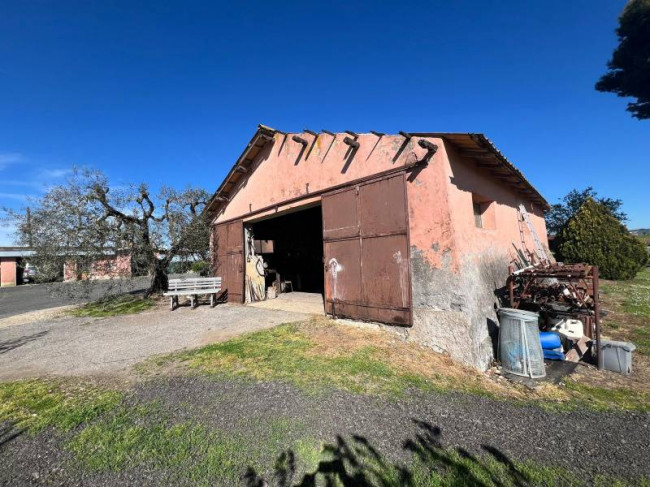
630, 229, 650, 236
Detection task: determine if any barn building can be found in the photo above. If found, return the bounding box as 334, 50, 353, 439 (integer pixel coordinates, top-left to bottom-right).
205, 125, 550, 370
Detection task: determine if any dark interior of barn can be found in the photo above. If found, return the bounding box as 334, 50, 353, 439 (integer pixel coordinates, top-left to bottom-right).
249, 205, 324, 294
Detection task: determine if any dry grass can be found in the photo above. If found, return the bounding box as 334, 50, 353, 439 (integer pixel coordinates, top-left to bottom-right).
303, 318, 523, 398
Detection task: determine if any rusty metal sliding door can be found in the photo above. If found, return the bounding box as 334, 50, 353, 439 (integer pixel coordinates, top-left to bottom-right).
212, 219, 244, 303
322, 173, 411, 325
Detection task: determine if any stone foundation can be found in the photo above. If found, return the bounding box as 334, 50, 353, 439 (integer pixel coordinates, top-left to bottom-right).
408, 247, 508, 370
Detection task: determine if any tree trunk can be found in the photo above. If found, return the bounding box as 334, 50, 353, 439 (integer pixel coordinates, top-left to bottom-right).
147, 262, 169, 297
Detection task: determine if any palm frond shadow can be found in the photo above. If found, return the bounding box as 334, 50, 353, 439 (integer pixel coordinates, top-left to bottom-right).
244, 419, 534, 487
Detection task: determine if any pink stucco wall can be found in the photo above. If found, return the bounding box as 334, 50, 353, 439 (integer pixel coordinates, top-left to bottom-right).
0, 258, 18, 287
64, 254, 132, 281
215, 132, 430, 224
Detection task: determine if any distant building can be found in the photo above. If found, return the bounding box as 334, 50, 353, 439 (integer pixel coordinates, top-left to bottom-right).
0, 247, 131, 286
0, 247, 33, 287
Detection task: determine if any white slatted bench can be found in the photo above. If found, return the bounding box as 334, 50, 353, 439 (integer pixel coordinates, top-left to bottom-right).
164, 277, 222, 310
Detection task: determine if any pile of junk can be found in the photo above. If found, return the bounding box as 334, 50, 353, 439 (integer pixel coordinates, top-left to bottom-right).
495, 207, 636, 379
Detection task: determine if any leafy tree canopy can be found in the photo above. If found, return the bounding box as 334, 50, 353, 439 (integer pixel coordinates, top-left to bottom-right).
557, 198, 647, 280
596, 0, 650, 119
545, 187, 626, 235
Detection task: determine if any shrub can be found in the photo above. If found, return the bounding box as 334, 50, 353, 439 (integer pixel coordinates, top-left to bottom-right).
191, 260, 209, 276
557, 198, 647, 280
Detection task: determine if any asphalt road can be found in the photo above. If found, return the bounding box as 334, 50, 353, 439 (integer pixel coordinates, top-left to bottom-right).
0, 278, 150, 320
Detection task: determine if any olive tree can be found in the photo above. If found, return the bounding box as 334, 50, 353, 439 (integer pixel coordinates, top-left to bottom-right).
8, 168, 210, 296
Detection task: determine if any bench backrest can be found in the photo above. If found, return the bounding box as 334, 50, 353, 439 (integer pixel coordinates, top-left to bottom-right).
168, 277, 222, 292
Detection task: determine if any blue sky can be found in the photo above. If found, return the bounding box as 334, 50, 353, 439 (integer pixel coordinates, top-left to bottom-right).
0, 0, 647, 244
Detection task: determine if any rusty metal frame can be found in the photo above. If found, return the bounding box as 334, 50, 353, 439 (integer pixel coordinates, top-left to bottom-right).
507, 263, 603, 369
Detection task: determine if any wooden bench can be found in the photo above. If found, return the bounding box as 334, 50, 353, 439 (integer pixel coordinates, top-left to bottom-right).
164, 277, 222, 310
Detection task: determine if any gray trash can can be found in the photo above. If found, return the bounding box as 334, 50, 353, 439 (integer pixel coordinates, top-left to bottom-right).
600, 340, 636, 375
498, 308, 545, 379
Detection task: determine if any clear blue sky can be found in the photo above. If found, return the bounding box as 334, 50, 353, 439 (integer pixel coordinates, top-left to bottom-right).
0, 0, 647, 244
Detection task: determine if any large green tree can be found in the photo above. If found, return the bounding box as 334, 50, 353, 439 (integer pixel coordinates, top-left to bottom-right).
596, 0, 650, 119
556, 198, 647, 279
545, 187, 626, 235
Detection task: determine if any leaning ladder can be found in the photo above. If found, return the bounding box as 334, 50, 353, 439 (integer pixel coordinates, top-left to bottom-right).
518, 204, 549, 266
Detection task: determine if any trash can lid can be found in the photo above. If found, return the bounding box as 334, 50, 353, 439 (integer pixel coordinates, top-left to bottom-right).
600, 339, 637, 353
498, 307, 539, 321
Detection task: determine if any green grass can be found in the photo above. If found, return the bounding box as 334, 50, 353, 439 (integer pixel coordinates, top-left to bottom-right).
600, 267, 650, 355
1, 377, 647, 485
66, 401, 319, 485
68, 294, 156, 317
560, 380, 650, 412
151, 322, 439, 398
0, 379, 121, 432
601, 267, 650, 318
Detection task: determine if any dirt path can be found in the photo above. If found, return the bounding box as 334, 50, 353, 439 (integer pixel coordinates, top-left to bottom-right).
0, 303, 310, 381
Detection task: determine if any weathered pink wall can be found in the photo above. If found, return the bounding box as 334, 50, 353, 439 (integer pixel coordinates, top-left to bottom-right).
0, 257, 18, 287
215, 132, 430, 223
64, 254, 131, 281
404, 139, 549, 369
443, 143, 549, 264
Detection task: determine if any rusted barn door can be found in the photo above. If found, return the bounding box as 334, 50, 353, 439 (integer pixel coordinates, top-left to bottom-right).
212, 219, 244, 303
322, 173, 411, 325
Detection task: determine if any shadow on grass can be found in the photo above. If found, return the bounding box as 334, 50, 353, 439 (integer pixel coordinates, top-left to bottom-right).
244, 419, 536, 487
0, 423, 24, 449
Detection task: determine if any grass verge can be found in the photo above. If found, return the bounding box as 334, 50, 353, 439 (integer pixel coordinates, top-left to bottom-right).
68, 294, 155, 318
601, 267, 650, 355
144, 318, 501, 399
143, 317, 649, 411
0, 379, 121, 432
0, 377, 647, 485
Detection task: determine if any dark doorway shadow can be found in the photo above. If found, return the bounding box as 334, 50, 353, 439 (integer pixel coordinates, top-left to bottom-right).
0, 330, 49, 355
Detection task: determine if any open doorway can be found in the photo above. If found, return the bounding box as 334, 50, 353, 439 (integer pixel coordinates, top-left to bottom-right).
245, 204, 324, 308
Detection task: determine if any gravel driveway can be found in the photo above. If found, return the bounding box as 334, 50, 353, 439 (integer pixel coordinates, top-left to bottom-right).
0, 303, 309, 382
1, 377, 648, 485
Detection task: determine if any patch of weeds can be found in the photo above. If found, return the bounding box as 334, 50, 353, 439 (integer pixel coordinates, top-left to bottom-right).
562, 380, 650, 412
0, 379, 121, 432
164, 322, 440, 398
250, 432, 647, 487
68, 294, 155, 317
67, 401, 317, 485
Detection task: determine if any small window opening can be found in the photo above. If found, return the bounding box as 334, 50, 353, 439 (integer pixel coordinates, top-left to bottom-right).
472, 194, 495, 230
473, 202, 483, 228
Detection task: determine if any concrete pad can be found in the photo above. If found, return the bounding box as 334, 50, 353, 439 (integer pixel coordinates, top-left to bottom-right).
247, 292, 325, 315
